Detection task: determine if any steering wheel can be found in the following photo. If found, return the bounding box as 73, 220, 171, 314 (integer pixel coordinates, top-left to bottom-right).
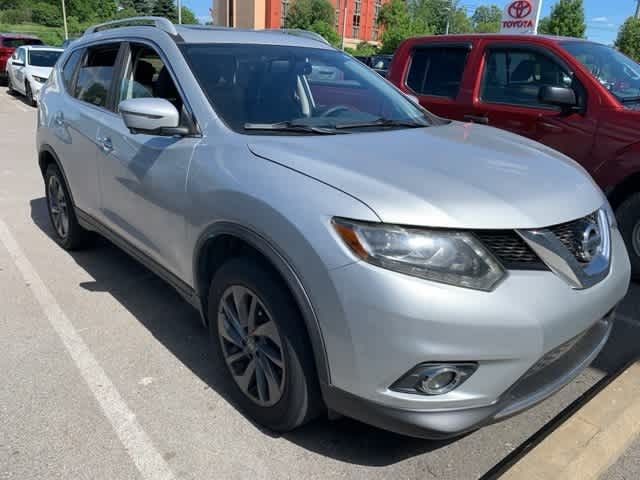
320, 105, 353, 117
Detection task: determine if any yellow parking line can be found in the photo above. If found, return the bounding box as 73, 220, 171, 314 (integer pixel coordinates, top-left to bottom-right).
500, 361, 640, 479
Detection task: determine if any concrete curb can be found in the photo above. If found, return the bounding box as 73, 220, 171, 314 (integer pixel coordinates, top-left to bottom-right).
500, 362, 640, 480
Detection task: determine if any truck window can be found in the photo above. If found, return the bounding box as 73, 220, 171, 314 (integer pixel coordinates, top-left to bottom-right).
481, 49, 575, 108
406, 47, 469, 98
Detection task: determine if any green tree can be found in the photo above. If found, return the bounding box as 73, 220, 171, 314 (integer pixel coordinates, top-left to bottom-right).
537, 16, 551, 34
539, 0, 586, 38
471, 5, 501, 33
132, 0, 153, 16
32, 2, 62, 27
377, 0, 429, 54
448, 7, 472, 33
615, 16, 640, 62
305, 20, 339, 47
348, 41, 377, 56
284, 0, 335, 30
152, 0, 177, 22
180, 6, 199, 24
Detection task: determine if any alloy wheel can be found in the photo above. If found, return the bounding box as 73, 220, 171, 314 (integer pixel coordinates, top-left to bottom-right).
217, 285, 286, 407
47, 175, 69, 239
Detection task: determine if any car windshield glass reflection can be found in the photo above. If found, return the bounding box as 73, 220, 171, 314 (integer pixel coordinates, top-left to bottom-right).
181, 43, 432, 134
563, 41, 640, 102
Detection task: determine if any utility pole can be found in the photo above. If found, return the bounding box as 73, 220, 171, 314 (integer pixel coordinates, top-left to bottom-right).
341, 2, 347, 50
178, 0, 182, 24
445, 0, 453, 35
61, 0, 68, 40
636, 0, 640, 19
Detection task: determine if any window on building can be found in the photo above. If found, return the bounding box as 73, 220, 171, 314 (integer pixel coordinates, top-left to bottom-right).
406, 47, 470, 98
372, 0, 382, 41
281, 0, 289, 27
352, 0, 361, 38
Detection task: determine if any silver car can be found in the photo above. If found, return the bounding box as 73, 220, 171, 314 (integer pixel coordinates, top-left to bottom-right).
36, 17, 630, 439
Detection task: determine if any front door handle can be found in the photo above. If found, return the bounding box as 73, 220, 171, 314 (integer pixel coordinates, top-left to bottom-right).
54, 113, 64, 127
464, 114, 489, 125
98, 137, 113, 153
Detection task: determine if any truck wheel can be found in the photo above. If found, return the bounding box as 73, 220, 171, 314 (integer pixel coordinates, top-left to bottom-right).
616, 192, 640, 281
208, 256, 322, 432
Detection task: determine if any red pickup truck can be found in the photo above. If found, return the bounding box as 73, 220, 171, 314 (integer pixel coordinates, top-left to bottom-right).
388, 34, 640, 279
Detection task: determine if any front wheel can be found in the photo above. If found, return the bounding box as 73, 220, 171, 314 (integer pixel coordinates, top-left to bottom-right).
616, 192, 640, 281
208, 257, 322, 432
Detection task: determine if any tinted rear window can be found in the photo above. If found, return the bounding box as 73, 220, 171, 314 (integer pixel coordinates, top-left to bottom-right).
1, 38, 43, 48
406, 47, 469, 98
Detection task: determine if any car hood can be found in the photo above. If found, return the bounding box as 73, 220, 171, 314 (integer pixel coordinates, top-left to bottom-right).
26, 65, 52, 78
247, 122, 605, 229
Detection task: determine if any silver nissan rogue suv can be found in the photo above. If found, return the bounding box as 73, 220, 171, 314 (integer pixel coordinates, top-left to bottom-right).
36, 17, 630, 439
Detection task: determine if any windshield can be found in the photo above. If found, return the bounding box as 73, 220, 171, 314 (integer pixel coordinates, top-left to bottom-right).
562, 41, 640, 102
181, 43, 432, 134
28, 50, 61, 67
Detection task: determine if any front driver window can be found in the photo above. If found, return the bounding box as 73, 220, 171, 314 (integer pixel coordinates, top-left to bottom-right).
481, 49, 579, 108
119, 45, 183, 115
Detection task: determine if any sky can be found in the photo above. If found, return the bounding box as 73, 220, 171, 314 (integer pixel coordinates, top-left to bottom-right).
181, 0, 638, 45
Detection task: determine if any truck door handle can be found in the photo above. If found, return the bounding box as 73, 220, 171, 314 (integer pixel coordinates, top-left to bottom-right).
464, 114, 489, 125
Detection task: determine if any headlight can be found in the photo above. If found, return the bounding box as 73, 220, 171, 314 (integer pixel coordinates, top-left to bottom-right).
32, 75, 47, 83
332, 218, 506, 291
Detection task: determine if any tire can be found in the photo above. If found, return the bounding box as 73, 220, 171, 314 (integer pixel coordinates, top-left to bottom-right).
25, 81, 36, 107
44, 164, 91, 250
7, 75, 14, 95
616, 192, 640, 281
208, 256, 322, 432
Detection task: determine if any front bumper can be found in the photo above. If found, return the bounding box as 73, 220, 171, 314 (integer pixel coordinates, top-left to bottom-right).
321, 229, 630, 437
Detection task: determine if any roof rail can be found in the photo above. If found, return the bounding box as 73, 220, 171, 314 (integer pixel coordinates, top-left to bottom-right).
83, 16, 178, 37
262, 28, 330, 45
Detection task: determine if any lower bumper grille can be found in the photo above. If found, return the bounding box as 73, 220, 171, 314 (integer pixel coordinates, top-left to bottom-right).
495, 311, 614, 419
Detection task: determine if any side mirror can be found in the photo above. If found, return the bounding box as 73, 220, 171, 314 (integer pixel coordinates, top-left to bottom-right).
119, 97, 187, 136
539, 86, 578, 111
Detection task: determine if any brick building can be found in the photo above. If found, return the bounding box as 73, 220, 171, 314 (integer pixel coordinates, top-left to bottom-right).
212, 0, 387, 48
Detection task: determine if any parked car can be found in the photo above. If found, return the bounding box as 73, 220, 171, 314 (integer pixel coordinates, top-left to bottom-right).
388, 34, 640, 280
370, 54, 392, 77
37, 18, 630, 439
6, 45, 63, 105
0, 33, 43, 84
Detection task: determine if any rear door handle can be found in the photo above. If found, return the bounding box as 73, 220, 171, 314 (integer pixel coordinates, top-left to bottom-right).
464, 114, 489, 125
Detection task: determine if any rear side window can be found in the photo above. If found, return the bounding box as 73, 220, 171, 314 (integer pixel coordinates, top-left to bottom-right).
1, 37, 43, 48
62, 49, 82, 92
74, 44, 121, 109
406, 47, 469, 98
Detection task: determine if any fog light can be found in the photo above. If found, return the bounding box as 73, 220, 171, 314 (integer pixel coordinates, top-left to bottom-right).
391, 363, 478, 396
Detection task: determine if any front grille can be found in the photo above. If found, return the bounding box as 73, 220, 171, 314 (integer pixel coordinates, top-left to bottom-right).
548, 212, 598, 264
475, 211, 600, 271
474, 231, 546, 270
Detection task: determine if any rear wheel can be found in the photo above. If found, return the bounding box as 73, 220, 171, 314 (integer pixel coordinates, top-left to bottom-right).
616, 192, 640, 281
208, 256, 322, 432
44, 164, 91, 250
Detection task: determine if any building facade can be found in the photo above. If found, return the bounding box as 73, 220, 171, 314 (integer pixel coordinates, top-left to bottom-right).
212, 0, 387, 47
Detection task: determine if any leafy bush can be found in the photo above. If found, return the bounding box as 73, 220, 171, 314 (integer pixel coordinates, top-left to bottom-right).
32, 3, 62, 28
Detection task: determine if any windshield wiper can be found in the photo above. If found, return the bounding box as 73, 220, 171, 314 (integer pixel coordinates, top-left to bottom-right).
243, 121, 342, 134
334, 117, 429, 129
620, 96, 640, 104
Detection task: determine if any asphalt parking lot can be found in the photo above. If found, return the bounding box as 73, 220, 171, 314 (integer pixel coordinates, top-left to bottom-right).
1, 86, 639, 480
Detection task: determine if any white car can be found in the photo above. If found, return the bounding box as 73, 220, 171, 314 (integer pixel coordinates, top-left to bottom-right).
6, 45, 63, 106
